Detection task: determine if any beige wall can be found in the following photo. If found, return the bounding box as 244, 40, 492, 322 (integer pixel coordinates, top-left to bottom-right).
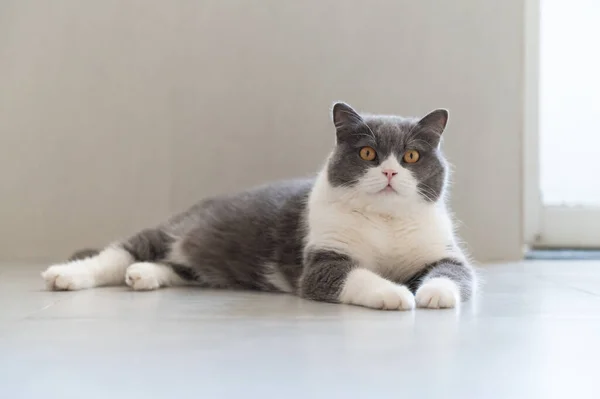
0, 1, 525, 262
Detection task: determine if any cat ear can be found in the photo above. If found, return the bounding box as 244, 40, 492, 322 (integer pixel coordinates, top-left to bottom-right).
417, 109, 448, 135
332, 102, 363, 140
414, 109, 449, 146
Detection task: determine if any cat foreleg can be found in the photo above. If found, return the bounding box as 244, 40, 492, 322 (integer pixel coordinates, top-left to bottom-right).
300, 249, 415, 310
414, 258, 475, 309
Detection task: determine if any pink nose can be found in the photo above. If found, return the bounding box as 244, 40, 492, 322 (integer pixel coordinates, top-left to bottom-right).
382, 169, 398, 182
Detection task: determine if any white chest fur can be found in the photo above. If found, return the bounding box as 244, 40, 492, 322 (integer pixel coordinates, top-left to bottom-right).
306, 176, 461, 282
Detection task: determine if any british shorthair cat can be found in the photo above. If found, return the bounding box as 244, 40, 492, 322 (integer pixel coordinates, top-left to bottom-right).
42, 103, 475, 310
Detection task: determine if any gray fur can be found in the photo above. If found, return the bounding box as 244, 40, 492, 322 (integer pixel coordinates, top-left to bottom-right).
405, 257, 473, 300
121, 179, 312, 292
420, 258, 474, 301
71, 103, 474, 303
299, 249, 357, 302
123, 229, 174, 263
68, 248, 100, 261
330, 102, 448, 202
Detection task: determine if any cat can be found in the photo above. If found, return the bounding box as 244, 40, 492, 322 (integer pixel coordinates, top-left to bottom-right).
41, 102, 475, 310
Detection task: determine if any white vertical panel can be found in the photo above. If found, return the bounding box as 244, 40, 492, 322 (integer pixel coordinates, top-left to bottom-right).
540, 0, 600, 206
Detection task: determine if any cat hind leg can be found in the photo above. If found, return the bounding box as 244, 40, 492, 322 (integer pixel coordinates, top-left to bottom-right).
42, 227, 181, 291
125, 262, 187, 291
42, 245, 134, 291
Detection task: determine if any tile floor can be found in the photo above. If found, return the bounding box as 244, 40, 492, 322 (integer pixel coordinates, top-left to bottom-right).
1, 261, 599, 399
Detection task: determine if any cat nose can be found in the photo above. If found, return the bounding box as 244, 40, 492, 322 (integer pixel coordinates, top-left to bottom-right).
382, 169, 398, 182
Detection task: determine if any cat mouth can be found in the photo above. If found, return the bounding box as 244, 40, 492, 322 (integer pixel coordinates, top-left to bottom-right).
379, 185, 397, 194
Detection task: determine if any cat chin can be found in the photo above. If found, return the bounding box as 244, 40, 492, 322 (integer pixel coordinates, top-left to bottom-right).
365, 186, 411, 200
378, 185, 397, 194
342, 190, 424, 215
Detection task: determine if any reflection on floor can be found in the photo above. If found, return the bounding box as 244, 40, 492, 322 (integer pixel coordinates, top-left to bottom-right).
1, 261, 599, 398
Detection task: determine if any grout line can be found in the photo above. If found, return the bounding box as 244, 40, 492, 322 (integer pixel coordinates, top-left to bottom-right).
536, 274, 600, 297
21, 294, 79, 320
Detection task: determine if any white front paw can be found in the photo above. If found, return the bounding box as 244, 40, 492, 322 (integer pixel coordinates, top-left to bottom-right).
362, 285, 416, 310
340, 268, 415, 311
125, 263, 161, 291
41, 264, 95, 291
415, 277, 460, 309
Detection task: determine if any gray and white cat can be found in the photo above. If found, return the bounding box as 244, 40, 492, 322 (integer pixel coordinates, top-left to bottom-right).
42, 103, 474, 310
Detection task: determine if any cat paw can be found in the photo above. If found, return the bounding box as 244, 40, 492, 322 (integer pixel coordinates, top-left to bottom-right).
41, 263, 95, 291
339, 268, 415, 310
125, 262, 161, 291
415, 277, 460, 309
363, 285, 416, 310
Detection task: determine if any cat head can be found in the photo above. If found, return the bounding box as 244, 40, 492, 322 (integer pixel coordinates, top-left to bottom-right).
326, 102, 449, 208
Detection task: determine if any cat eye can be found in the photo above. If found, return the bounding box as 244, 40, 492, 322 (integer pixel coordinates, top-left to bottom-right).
359, 146, 377, 161
403, 150, 420, 163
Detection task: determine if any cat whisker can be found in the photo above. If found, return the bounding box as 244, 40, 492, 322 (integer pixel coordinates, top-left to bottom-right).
350, 132, 377, 141
418, 190, 436, 202
418, 182, 440, 197
407, 138, 434, 150
361, 121, 377, 142
417, 185, 439, 202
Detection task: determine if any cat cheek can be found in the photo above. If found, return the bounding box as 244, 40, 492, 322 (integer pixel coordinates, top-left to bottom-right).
390, 171, 420, 193
359, 169, 389, 192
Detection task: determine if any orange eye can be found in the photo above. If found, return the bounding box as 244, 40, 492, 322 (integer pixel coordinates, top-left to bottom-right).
403, 150, 420, 163
359, 146, 376, 161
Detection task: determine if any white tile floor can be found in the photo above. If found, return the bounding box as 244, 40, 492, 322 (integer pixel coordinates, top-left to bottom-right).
1, 261, 600, 399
